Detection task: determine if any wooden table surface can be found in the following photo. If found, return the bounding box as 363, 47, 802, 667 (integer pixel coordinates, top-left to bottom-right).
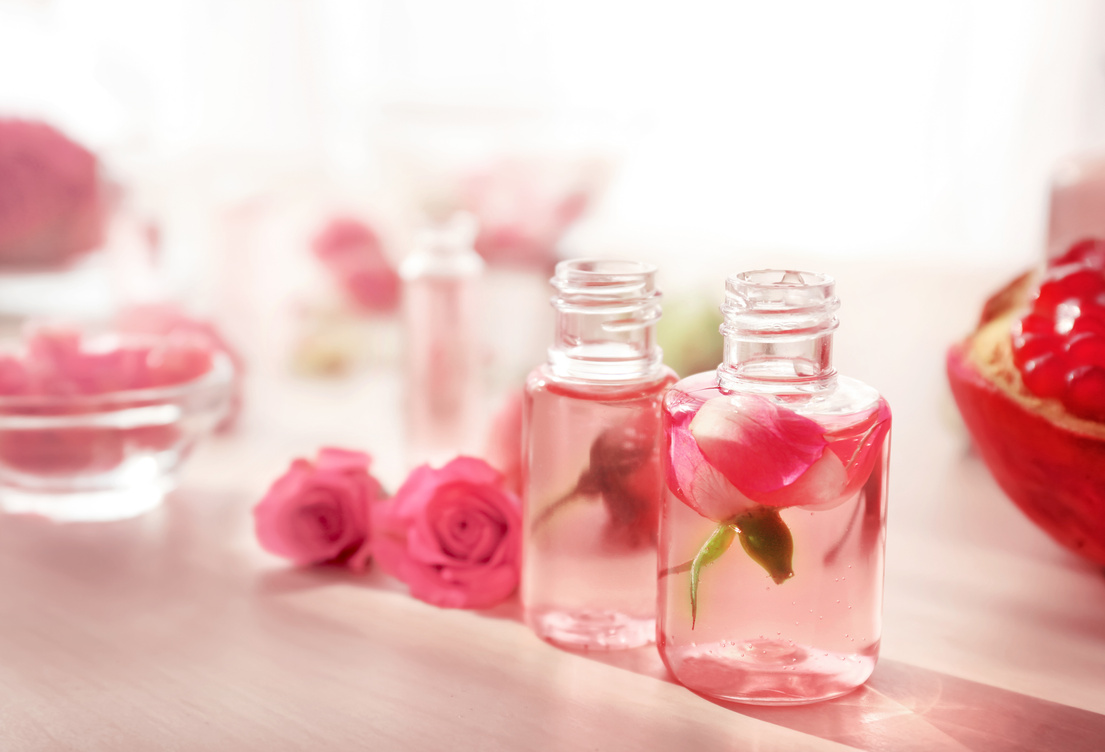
1, 260, 1103, 751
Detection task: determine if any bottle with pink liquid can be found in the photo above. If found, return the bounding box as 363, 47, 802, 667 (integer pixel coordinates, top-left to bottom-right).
400, 213, 485, 468
1046, 152, 1105, 259
522, 259, 677, 649
658, 270, 891, 704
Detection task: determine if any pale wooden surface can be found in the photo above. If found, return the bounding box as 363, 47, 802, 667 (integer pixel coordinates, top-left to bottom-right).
2, 261, 1104, 751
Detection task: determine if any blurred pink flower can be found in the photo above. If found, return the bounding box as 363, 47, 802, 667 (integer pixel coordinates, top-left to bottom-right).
0, 324, 214, 397
254, 447, 382, 571
364, 456, 521, 609
0, 118, 106, 269
460, 161, 593, 271
484, 388, 524, 497
0, 325, 224, 477
311, 217, 400, 313
115, 304, 245, 432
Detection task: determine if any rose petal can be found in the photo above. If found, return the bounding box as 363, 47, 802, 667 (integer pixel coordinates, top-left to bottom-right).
753, 450, 850, 510
667, 418, 756, 522
830, 401, 892, 497
254, 460, 311, 555
316, 446, 371, 474
405, 561, 519, 609
409, 483, 514, 568
690, 394, 828, 497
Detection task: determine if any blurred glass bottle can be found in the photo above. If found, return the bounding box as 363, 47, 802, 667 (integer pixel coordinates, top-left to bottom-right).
1047, 152, 1105, 259
400, 212, 485, 468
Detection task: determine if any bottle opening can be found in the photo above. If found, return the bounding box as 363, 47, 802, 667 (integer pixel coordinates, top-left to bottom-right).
552, 259, 658, 302
718, 269, 839, 393
547, 258, 664, 382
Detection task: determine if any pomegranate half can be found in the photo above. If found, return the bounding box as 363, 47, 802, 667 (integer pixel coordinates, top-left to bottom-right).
947, 242, 1105, 567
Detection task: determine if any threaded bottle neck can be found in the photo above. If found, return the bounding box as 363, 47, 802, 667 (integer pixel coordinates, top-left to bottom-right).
547, 259, 664, 382
717, 269, 839, 394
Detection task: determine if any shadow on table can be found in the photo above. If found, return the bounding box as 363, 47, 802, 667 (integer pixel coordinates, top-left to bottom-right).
250, 553, 1104, 751
581, 648, 1105, 752
254, 563, 529, 620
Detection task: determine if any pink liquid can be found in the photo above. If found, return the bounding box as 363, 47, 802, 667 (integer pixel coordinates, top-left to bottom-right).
658, 373, 890, 703
403, 275, 483, 468
522, 366, 676, 649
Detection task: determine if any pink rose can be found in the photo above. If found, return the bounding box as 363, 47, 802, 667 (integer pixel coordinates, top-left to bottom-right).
366, 456, 521, 609
254, 447, 382, 571
0, 118, 106, 269
311, 217, 400, 313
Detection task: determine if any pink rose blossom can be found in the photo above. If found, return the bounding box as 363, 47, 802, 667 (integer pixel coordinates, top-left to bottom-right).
690, 395, 828, 496
667, 394, 890, 523
365, 456, 521, 609
311, 217, 400, 313
0, 118, 106, 269
254, 447, 382, 571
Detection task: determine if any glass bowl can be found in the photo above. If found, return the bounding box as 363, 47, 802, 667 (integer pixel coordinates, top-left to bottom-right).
0, 347, 234, 521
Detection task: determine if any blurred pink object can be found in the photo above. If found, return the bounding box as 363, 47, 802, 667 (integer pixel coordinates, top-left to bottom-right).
0, 118, 106, 269
400, 213, 485, 468
1046, 153, 1105, 258
484, 388, 524, 497
365, 456, 521, 609
460, 160, 593, 271
0, 325, 232, 499
311, 217, 400, 313
0, 324, 213, 398
115, 304, 245, 431
254, 447, 382, 571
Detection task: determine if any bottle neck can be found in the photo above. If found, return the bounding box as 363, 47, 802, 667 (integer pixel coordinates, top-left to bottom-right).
716, 269, 839, 395
547, 259, 664, 383
400, 211, 484, 280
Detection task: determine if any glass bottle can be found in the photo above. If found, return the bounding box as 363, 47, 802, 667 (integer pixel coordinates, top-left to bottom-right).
400, 212, 485, 468
522, 259, 677, 649
658, 270, 891, 704
1046, 151, 1105, 259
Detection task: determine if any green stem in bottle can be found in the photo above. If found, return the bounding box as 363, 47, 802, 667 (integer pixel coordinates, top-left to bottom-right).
690, 523, 737, 628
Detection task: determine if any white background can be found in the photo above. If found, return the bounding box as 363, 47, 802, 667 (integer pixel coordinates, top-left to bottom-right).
2, 0, 1105, 278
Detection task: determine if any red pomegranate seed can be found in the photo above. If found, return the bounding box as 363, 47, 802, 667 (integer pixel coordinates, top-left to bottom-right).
1012, 331, 1061, 369
1065, 333, 1105, 370
1064, 365, 1105, 422
1032, 266, 1105, 315
1021, 352, 1069, 398
1012, 242, 1105, 419
1015, 313, 1057, 339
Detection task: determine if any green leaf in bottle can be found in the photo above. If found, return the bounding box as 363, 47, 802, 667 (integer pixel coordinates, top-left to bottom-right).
734, 506, 794, 585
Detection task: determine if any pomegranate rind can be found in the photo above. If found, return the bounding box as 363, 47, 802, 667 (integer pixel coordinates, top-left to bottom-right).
947, 316, 1105, 566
